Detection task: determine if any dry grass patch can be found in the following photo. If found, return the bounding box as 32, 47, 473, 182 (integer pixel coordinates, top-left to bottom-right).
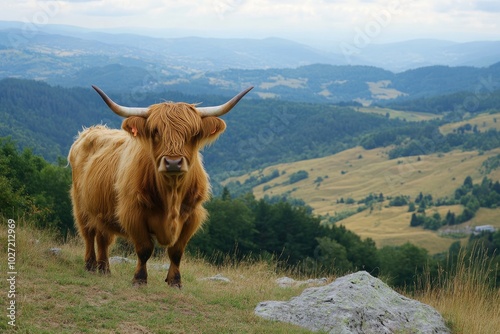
367, 80, 408, 100
241, 147, 500, 217
259, 75, 307, 89
414, 247, 500, 334
358, 106, 441, 122
339, 205, 466, 254
470, 207, 500, 229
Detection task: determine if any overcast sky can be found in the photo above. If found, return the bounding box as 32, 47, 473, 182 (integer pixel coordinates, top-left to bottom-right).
2, 0, 499, 47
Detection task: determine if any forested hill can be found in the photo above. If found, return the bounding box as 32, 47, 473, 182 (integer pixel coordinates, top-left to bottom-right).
3, 78, 500, 184
0, 78, 118, 161
1, 78, 407, 176
199, 62, 500, 103
0, 78, 253, 162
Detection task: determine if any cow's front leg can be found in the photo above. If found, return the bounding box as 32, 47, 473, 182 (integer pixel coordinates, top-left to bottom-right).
166, 244, 184, 288
165, 208, 206, 288
132, 235, 154, 286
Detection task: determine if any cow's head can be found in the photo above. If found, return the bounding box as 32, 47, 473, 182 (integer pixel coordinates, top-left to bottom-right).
92, 85, 253, 176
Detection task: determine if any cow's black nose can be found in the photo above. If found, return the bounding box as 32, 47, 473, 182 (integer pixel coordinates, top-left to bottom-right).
165, 157, 183, 173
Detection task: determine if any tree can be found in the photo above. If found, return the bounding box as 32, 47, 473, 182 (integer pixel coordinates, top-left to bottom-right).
221, 187, 231, 201
289, 170, 309, 184
189, 197, 257, 260
389, 195, 408, 206
314, 237, 351, 274
410, 213, 423, 227
379, 243, 429, 288
445, 210, 456, 225
463, 175, 473, 189
417, 200, 426, 213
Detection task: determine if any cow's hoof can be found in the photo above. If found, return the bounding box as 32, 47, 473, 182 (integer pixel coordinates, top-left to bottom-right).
97, 263, 111, 275
98, 268, 111, 275
165, 275, 182, 289
167, 281, 182, 289
167, 282, 182, 289
132, 278, 147, 286
85, 261, 97, 272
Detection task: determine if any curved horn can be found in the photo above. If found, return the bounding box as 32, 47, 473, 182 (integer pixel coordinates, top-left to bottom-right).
197, 86, 253, 117
92, 85, 149, 118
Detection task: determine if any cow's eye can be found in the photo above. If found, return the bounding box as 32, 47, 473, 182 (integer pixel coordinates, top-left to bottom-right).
151, 129, 160, 141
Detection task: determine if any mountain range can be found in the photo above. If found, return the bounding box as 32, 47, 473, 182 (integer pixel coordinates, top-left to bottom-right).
2, 24, 500, 105
1, 22, 500, 98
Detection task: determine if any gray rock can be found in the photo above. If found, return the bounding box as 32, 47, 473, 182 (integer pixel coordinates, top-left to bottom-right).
276, 276, 328, 288
109, 256, 135, 264
200, 274, 231, 283
150, 263, 170, 271
108, 257, 169, 270
276, 276, 296, 287
255, 271, 450, 334
48, 247, 62, 256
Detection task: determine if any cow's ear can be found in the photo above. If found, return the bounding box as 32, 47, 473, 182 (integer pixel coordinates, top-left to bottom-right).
122, 117, 147, 138
199, 117, 226, 143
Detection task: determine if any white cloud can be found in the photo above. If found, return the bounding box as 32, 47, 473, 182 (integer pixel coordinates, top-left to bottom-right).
0, 0, 498, 42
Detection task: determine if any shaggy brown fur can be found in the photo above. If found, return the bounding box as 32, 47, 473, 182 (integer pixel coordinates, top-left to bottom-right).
69, 102, 226, 287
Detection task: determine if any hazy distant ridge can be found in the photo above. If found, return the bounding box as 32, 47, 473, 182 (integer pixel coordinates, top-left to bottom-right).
1, 22, 499, 104
1, 21, 499, 73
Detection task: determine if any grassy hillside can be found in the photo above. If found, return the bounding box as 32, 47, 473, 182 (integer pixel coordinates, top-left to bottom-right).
1, 222, 498, 333
358, 106, 441, 122
0, 222, 314, 333
224, 146, 500, 254
440, 112, 500, 135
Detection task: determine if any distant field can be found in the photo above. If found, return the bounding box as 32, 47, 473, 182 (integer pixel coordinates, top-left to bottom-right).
338, 205, 465, 254
259, 75, 307, 89
367, 80, 408, 100
224, 146, 500, 253
440, 112, 500, 135
358, 107, 441, 122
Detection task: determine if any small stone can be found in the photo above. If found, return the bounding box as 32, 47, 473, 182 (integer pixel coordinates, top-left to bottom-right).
150, 263, 170, 271
276, 277, 296, 287
200, 274, 231, 283
109, 256, 135, 264
48, 247, 62, 256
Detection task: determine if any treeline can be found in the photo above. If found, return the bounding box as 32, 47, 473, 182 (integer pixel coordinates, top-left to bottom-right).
188, 188, 379, 276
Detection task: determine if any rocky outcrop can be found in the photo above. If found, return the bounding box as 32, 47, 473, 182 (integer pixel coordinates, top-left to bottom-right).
255, 271, 450, 334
